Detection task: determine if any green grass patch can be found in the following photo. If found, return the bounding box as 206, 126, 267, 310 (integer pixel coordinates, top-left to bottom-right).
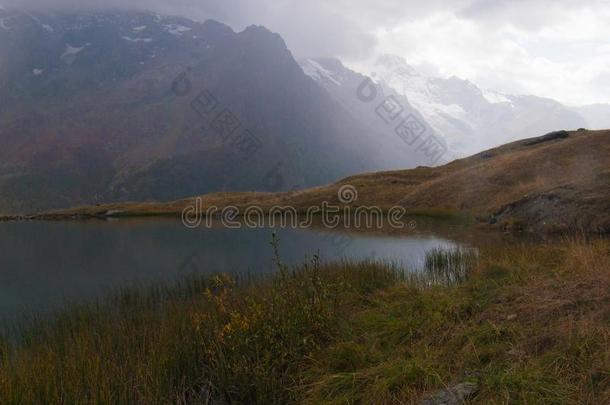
1, 239, 608, 403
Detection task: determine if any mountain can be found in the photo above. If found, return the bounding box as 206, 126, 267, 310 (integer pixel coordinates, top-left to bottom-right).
571, 104, 610, 130
25, 130, 610, 235
0, 9, 436, 214
370, 55, 589, 157
299, 57, 449, 163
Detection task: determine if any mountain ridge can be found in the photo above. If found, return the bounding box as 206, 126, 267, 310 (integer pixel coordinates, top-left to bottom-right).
368, 54, 591, 157
12, 129, 610, 235
2, 9, 608, 217
299, 54, 608, 160
0, 10, 435, 214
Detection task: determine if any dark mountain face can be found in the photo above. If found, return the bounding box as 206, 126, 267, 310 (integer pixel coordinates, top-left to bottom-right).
0, 9, 429, 214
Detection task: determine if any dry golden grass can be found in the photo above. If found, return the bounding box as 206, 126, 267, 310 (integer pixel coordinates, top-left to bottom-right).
301, 238, 610, 404
13, 129, 610, 234
0, 237, 607, 403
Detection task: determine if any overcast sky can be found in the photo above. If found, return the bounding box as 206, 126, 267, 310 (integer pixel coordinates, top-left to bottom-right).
5, 0, 610, 105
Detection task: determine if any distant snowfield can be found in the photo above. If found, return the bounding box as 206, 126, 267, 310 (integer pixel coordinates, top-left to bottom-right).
300, 59, 342, 86
122, 36, 153, 43
302, 54, 603, 158
61, 44, 87, 58
163, 24, 191, 36
482, 90, 512, 106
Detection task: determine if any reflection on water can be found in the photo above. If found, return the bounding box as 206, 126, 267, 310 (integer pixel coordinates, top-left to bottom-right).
0, 218, 482, 321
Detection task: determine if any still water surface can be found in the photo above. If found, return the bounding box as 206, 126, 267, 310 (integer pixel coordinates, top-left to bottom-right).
0, 219, 484, 321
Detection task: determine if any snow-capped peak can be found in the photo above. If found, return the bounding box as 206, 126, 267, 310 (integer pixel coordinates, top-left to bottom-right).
362, 53, 588, 156
300, 58, 342, 86
122, 36, 153, 43
372, 55, 467, 126
163, 23, 191, 36
61, 44, 88, 58
482, 89, 512, 105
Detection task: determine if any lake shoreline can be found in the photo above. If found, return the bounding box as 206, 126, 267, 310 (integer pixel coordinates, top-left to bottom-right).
2, 129, 609, 235
1, 237, 608, 403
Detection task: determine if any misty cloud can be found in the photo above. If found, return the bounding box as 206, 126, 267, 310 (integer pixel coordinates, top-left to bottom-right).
3, 0, 610, 104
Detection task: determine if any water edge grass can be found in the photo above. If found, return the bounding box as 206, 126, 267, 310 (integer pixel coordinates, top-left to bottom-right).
0, 253, 405, 404
0, 238, 608, 404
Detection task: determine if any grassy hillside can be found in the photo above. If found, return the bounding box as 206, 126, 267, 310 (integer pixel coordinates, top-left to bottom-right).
0, 238, 608, 403
14, 129, 610, 234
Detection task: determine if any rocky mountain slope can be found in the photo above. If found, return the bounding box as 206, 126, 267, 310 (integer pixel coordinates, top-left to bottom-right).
0, 9, 436, 214
1, 8, 606, 217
